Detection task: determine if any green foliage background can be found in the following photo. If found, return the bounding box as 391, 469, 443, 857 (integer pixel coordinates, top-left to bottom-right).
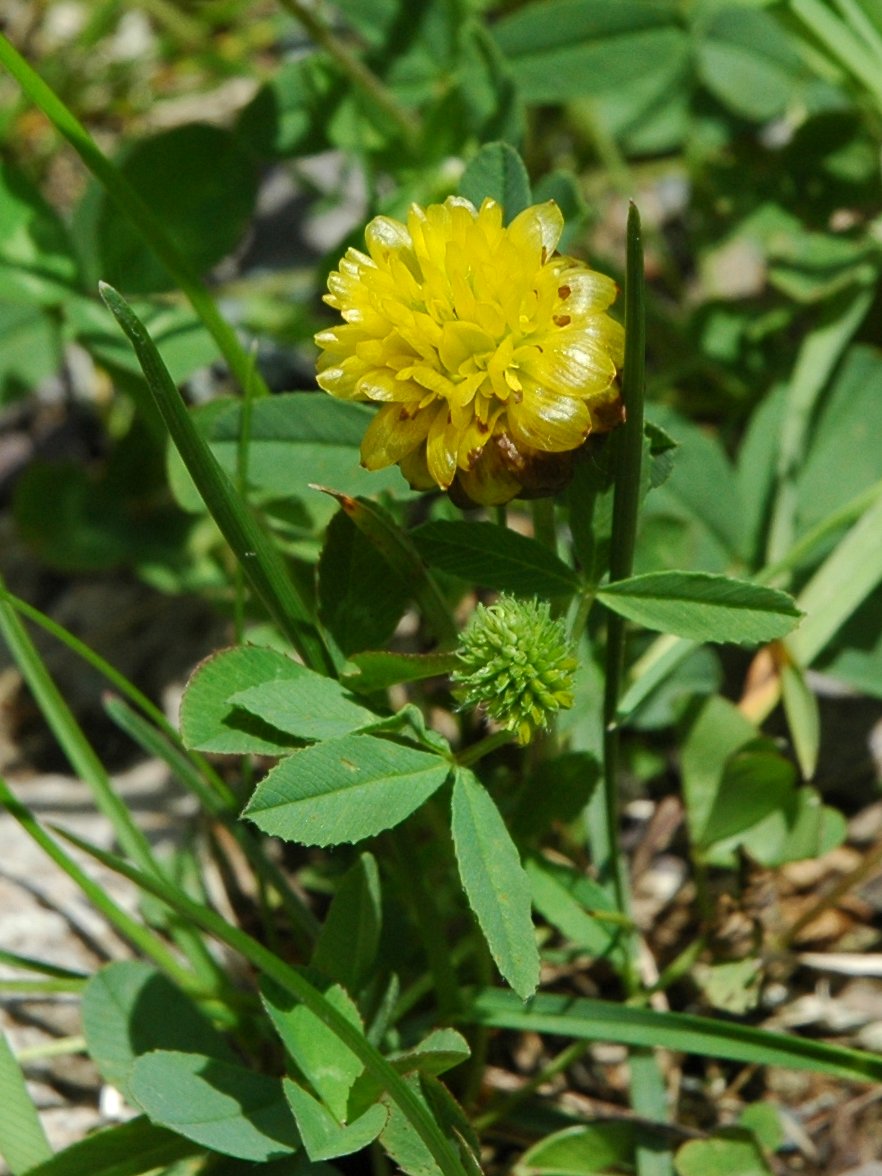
3, 2, 882, 1175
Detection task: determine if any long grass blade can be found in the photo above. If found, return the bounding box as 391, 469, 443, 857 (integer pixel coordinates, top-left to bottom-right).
465, 989, 882, 1084
765, 287, 872, 564
789, 490, 882, 665
0, 778, 196, 992
0, 585, 236, 808
0, 581, 165, 875
99, 284, 335, 675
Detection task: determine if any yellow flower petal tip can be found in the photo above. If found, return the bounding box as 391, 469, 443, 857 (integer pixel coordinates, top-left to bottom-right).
316, 195, 625, 506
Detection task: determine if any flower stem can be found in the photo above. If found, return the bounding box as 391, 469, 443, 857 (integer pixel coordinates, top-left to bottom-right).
600, 203, 646, 937
531, 496, 558, 555
456, 729, 516, 768
602, 206, 674, 1176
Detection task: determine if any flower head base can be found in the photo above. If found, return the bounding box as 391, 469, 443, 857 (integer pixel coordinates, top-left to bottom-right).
452, 595, 577, 744
316, 196, 625, 505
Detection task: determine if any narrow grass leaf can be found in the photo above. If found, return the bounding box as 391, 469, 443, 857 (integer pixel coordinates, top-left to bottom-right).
598, 571, 801, 644
451, 769, 539, 1000
99, 285, 334, 674
244, 735, 451, 846
789, 491, 882, 664
0, 581, 164, 876
764, 285, 873, 563
0, 585, 230, 805
780, 659, 821, 779
0, 1030, 52, 1174
412, 520, 581, 598
0, 951, 86, 982
0, 778, 194, 990
465, 989, 882, 1083
19, 1116, 200, 1176
130, 1051, 300, 1162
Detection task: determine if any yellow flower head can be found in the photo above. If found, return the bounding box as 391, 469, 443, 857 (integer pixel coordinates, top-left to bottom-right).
315, 196, 625, 506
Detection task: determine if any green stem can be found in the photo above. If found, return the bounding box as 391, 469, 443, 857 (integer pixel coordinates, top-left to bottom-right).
600, 202, 645, 934
602, 205, 672, 1175
530, 497, 558, 555
456, 729, 516, 768
276, 0, 421, 149
0, 32, 271, 400
568, 587, 596, 645
14, 1037, 87, 1063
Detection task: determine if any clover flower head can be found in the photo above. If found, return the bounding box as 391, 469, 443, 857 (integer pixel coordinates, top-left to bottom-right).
315, 196, 625, 506
452, 594, 577, 744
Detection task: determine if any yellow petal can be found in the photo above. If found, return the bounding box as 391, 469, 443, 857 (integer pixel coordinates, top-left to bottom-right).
439, 321, 495, 373
356, 369, 424, 403
361, 404, 431, 470
522, 333, 617, 398
425, 402, 459, 489
507, 200, 563, 261
365, 215, 413, 263
316, 354, 368, 399
506, 380, 591, 452
554, 266, 619, 315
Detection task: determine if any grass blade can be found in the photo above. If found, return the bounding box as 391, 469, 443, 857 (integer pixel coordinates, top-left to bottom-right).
465, 989, 882, 1084
764, 284, 872, 564
0, 778, 196, 992
0, 580, 165, 875
789, 490, 882, 666
99, 284, 335, 675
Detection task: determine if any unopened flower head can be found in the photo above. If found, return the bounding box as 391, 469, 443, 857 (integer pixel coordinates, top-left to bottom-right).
452, 595, 577, 744
315, 196, 625, 506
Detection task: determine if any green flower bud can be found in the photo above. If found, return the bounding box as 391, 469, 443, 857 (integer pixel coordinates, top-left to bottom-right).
452, 595, 577, 744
